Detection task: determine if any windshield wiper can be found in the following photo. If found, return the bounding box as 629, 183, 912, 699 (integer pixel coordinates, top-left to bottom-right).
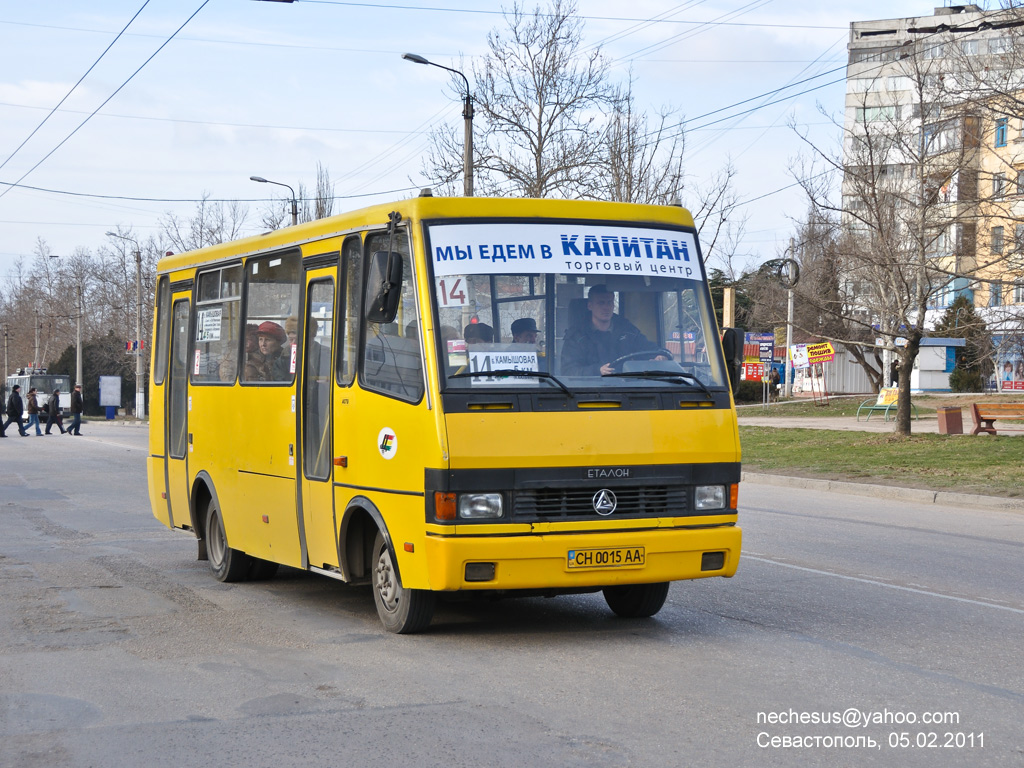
603, 370, 715, 400
450, 369, 573, 397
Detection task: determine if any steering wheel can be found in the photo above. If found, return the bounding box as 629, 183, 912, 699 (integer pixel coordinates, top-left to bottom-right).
608, 348, 675, 372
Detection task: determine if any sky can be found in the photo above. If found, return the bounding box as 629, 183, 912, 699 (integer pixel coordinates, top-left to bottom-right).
0, 0, 993, 277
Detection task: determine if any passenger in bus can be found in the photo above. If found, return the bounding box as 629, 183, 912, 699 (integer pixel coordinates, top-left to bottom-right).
464, 322, 493, 344
244, 321, 290, 381
511, 317, 539, 345
220, 323, 259, 382
285, 316, 299, 348
561, 284, 663, 376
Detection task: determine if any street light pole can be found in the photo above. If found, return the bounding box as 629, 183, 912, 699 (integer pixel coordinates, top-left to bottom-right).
402, 53, 473, 197
135, 248, 143, 419
106, 231, 146, 419
250, 176, 298, 225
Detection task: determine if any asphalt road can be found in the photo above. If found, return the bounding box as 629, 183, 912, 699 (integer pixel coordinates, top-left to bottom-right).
1, 422, 1022, 767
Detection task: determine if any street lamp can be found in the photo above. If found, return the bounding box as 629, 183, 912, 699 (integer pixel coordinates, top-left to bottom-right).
106, 231, 146, 420
250, 176, 298, 226
402, 53, 474, 197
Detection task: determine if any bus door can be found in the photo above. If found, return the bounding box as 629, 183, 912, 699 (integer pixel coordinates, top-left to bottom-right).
300, 270, 336, 569
233, 251, 303, 568
165, 295, 192, 528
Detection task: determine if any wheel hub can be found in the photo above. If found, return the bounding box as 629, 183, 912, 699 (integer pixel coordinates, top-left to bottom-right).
375, 551, 398, 611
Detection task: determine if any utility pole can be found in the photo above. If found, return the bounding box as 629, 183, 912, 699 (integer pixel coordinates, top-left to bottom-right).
784, 238, 795, 398
135, 248, 144, 419
76, 285, 83, 388
34, 310, 40, 369
106, 231, 147, 419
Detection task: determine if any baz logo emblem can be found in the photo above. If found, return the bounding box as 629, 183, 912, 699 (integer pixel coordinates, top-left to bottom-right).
592, 489, 617, 516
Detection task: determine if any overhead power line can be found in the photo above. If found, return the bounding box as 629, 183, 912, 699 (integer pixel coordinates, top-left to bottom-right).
270, 1, 846, 30
0, 0, 212, 203
0, 179, 424, 203
0, 1, 152, 175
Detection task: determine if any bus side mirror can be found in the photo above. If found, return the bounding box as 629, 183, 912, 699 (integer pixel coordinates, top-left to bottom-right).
365, 250, 404, 324
720, 327, 743, 396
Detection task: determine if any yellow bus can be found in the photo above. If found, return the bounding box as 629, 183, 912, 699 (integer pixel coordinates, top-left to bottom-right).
147, 194, 744, 633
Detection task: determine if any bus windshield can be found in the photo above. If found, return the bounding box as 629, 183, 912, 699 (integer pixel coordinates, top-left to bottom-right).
429, 221, 727, 392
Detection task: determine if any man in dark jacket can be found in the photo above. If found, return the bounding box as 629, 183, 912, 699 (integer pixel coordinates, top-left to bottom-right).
2, 384, 29, 437
67, 384, 84, 436
560, 285, 663, 376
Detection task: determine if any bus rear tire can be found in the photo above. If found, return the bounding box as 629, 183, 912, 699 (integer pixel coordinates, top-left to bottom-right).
371, 532, 434, 634
603, 582, 670, 618
205, 499, 251, 583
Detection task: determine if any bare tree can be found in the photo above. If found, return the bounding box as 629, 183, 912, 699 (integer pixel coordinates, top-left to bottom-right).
792, 43, 991, 434
690, 161, 748, 272
597, 75, 685, 204
422, 0, 613, 198
160, 194, 248, 252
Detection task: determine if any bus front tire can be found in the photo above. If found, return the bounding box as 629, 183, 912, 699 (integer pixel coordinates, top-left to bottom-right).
371, 532, 434, 634
205, 499, 251, 583
602, 582, 670, 618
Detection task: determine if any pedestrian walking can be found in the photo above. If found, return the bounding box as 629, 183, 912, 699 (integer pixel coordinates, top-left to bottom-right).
66, 384, 84, 436
25, 388, 44, 436
2, 384, 29, 437
45, 389, 66, 435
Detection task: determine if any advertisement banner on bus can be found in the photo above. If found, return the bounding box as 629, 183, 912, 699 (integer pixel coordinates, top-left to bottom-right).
429, 223, 700, 281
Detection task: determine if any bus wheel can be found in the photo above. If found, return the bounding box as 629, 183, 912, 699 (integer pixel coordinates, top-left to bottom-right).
371, 532, 434, 634
602, 582, 670, 618
205, 499, 251, 583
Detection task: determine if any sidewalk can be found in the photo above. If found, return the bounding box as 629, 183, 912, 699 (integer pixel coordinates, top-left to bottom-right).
737, 412, 945, 434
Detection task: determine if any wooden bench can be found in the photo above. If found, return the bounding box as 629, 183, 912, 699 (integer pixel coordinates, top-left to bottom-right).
856, 387, 918, 422
970, 402, 1024, 435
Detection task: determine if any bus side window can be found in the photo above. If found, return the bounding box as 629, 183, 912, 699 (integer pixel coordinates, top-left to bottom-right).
359, 231, 424, 402
337, 235, 362, 387
153, 277, 171, 385
192, 265, 242, 384
241, 252, 301, 384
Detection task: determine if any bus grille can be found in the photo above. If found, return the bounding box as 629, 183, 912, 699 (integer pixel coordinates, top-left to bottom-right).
513, 485, 688, 520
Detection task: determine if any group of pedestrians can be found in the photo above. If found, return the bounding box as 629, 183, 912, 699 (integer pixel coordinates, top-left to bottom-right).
1, 384, 84, 437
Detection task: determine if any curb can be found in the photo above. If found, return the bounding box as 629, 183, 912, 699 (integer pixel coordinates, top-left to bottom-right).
742, 471, 1024, 512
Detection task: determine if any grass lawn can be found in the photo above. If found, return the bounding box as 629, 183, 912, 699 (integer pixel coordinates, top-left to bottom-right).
740, 425, 1024, 498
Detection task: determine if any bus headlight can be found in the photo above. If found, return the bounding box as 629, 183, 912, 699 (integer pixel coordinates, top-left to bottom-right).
694, 485, 726, 510
458, 493, 503, 519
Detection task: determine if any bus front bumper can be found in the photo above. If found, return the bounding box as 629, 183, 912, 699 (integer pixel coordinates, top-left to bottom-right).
423, 525, 741, 592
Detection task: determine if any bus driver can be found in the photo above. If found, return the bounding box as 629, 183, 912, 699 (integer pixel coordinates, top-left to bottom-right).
561, 284, 663, 376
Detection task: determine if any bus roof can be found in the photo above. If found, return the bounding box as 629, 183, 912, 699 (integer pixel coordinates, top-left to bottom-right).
157, 196, 697, 274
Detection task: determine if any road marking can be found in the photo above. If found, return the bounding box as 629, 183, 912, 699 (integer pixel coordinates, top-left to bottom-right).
742, 553, 1024, 615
